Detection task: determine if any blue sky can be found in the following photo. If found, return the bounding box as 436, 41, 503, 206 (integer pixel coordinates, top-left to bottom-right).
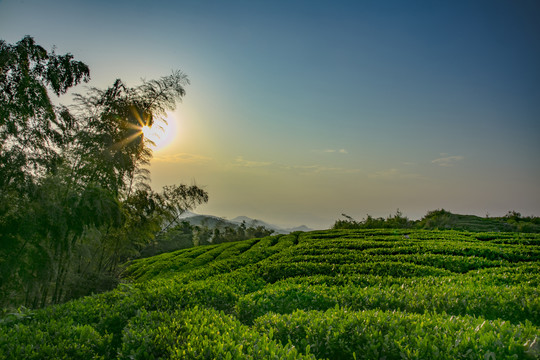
1, 0, 539, 228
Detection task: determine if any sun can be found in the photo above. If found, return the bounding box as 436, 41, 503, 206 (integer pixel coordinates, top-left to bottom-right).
141, 125, 152, 138
140, 113, 179, 151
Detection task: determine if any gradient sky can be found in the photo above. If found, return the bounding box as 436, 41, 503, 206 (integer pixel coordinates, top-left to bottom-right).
2, 0, 539, 229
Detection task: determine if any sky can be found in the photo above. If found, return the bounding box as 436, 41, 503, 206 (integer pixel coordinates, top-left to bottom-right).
1, 0, 539, 229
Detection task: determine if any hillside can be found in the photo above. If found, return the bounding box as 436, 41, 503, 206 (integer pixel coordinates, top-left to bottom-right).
1, 229, 539, 359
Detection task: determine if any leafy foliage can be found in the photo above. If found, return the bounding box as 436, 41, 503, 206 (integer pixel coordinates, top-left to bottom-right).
255, 308, 539, 360
0, 36, 90, 180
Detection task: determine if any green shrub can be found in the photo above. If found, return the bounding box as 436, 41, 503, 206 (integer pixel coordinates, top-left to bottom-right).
236, 283, 339, 324
119, 307, 315, 359
254, 308, 540, 360
237, 278, 540, 326
0, 317, 112, 359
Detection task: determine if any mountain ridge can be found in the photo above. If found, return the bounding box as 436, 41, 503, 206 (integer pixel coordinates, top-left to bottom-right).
178, 212, 313, 234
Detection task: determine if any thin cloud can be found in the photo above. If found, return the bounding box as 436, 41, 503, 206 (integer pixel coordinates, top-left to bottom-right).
369, 168, 425, 180
316, 148, 348, 154
290, 164, 360, 174
233, 156, 361, 174
234, 156, 273, 168
152, 153, 212, 164
431, 155, 464, 167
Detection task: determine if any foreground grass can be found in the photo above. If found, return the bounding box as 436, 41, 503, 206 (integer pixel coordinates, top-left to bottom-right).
1, 230, 539, 359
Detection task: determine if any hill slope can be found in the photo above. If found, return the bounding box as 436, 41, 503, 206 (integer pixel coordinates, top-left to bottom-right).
2, 229, 540, 359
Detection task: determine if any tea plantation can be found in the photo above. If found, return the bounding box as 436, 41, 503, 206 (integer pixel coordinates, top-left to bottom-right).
1, 229, 539, 359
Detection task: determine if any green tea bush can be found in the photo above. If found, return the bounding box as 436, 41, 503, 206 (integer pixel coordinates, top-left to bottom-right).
469, 264, 540, 286
254, 308, 540, 360
236, 283, 340, 324
237, 279, 540, 326
119, 307, 315, 359
124, 245, 212, 281
0, 317, 112, 359
138, 278, 240, 314
213, 239, 259, 261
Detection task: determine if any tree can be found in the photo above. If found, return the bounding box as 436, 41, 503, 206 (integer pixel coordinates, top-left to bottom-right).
141, 221, 195, 257
332, 210, 411, 230
0, 36, 90, 307
67, 71, 190, 197
0, 36, 208, 308
0, 36, 90, 183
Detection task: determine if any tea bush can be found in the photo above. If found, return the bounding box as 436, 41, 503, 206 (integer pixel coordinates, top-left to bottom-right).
119, 307, 314, 359
254, 308, 540, 360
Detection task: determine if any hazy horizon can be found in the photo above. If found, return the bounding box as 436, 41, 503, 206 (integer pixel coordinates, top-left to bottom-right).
2, 0, 539, 230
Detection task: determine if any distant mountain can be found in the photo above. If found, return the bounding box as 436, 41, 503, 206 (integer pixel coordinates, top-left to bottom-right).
230, 216, 284, 233
287, 225, 313, 232
231, 216, 314, 234
177, 213, 313, 234
178, 213, 234, 229
177, 210, 199, 219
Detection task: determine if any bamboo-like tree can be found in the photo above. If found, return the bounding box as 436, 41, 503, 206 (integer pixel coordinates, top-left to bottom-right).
0, 36, 208, 308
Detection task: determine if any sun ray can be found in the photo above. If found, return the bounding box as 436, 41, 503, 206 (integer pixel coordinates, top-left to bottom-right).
111, 131, 144, 150
126, 122, 145, 130
108, 109, 179, 153
129, 105, 150, 128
